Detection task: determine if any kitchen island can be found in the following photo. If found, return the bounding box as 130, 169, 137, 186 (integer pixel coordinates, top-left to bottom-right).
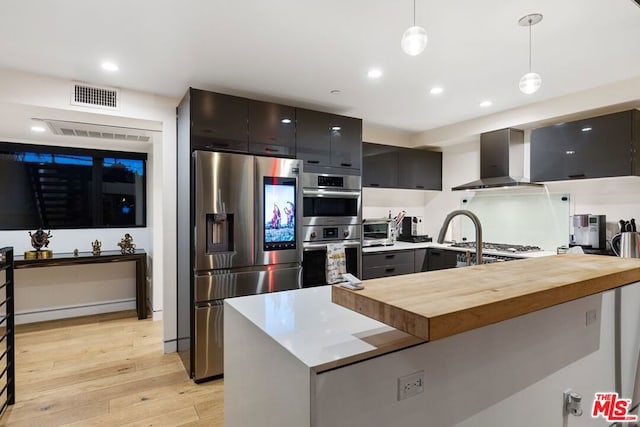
225, 255, 640, 427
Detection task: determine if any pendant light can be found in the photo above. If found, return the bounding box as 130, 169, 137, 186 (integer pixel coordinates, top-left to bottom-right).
401, 0, 428, 56
518, 13, 543, 94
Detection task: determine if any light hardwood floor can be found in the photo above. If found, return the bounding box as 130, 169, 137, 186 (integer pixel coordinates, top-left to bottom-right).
1, 311, 223, 426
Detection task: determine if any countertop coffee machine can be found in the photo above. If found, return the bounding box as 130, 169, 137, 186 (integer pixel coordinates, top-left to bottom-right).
571, 214, 606, 249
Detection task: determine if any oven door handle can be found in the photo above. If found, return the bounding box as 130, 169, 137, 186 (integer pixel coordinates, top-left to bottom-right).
302, 189, 361, 198
303, 241, 361, 251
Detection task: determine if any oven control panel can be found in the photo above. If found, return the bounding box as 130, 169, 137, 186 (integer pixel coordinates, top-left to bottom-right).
303, 225, 361, 242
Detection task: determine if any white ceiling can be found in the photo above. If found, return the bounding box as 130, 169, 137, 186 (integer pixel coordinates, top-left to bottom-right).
1, 0, 640, 135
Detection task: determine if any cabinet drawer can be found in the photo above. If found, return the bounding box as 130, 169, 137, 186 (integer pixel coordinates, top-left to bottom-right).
362, 250, 414, 269
362, 262, 414, 280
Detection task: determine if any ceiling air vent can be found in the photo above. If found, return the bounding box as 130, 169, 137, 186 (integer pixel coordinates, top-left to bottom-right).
71, 83, 119, 110
40, 119, 153, 142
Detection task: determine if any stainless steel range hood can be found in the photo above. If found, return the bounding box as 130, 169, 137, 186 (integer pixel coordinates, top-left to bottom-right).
452, 128, 543, 191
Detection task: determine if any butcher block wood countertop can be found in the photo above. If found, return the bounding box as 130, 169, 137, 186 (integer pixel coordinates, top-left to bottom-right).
332, 254, 640, 341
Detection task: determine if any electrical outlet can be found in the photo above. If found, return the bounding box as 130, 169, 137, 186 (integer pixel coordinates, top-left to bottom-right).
397, 370, 424, 401
586, 309, 597, 326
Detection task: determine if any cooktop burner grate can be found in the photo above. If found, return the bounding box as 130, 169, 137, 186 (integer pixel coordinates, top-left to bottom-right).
450, 242, 542, 253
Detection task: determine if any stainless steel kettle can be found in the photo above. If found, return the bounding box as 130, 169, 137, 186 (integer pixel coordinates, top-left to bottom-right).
611, 231, 640, 258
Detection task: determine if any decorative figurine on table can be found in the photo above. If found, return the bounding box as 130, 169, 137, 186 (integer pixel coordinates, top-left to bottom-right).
73, 248, 79, 256
117, 233, 136, 254
91, 240, 102, 255
25, 228, 53, 259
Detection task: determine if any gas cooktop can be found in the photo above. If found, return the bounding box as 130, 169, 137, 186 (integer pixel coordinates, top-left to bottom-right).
450, 242, 542, 253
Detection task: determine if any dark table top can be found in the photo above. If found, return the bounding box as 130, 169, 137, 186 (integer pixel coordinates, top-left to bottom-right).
15, 249, 146, 268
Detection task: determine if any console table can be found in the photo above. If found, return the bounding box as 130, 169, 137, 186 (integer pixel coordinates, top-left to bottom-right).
14, 250, 148, 320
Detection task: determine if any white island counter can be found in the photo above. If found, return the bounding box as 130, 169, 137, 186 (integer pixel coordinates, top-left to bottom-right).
224, 261, 640, 427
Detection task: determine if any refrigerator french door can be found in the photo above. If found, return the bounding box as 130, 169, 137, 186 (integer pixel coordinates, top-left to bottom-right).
191, 151, 302, 381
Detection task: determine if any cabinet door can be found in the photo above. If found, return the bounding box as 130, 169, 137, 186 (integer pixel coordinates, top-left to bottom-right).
426, 248, 457, 271
329, 115, 362, 170
362, 143, 398, 188
296, 108, 331, 167
248, 100, 296, 158
190, 89, 249, 152
530, 126, 568, 182
531, 110, 634, 181
397, 148, 442, 190
572, 111, 632, 178
362, 250, 414, 279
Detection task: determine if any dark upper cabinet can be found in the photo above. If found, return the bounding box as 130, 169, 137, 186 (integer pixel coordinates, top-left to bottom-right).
330, 115, 362, 169
397, 148, 442, 190
296, 109, 332, 166
362, 142, 442, 190
248, 100, 296, 158
189, 88, 249, 153
531, 110, 639, 182
296, 109, 362, 170
362, 142, 398, 188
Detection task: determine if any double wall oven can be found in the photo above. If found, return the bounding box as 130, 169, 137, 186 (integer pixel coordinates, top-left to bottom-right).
301, 172, 362, 287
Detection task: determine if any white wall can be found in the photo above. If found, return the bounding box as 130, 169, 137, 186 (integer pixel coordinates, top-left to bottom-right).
0, 69, 178, 350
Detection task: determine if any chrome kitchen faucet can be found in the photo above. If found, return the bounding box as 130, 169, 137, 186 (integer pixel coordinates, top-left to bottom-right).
437, 210, 483, 266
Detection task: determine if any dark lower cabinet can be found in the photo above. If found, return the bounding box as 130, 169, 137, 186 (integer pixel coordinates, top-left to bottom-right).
425, 248, 457, 271
531, 110, 640, 182
363, 247, 457, 279
362, 250, 415, 279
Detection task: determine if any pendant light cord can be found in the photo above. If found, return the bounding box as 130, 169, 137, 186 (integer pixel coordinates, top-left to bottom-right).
528, 18, 532, 72
413, 0, 416, 26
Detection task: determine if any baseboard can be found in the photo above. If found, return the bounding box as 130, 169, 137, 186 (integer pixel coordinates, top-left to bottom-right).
15, 298, 136, 325
152, 309, 163, 321
164, 339, 177, 353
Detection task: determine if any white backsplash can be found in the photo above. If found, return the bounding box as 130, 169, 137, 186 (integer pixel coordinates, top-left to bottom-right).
458, 190, 571, 251
361, 187, 428, 221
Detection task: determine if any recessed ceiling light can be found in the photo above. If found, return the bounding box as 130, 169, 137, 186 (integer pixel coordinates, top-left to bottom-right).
581, 127, 592, 132
367, 69, 382, 79
479, 100, 493, 108
281, 118, 292, 124
101, 61, 119, 72
331, 126, 341, 131
31, 125, 46, 133
430, 86, 444, 95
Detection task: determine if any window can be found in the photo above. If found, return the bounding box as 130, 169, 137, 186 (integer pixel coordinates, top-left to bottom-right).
0, 142, 146, 229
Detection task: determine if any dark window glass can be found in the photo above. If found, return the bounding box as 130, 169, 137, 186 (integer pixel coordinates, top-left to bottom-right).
0, 143, 146, 230
101, 158, 145, 226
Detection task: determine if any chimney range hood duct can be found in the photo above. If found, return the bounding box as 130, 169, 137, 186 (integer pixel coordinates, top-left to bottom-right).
452, 128, 543, 191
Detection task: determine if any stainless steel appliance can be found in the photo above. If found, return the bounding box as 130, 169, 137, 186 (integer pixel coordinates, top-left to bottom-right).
571, 214, 606, 249
362, 218, 396, 247
189, 151, 302, 381
449, 241, 542, 253
612, 232, 640, 257
302, 172, 361, 226
301, 172, 362, 286
452, 129, 543, 191
448, 241, 541, 266
400, 216, 425, 238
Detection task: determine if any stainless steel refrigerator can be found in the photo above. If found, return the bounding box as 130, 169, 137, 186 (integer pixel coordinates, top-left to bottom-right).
179, 151, 302, 381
